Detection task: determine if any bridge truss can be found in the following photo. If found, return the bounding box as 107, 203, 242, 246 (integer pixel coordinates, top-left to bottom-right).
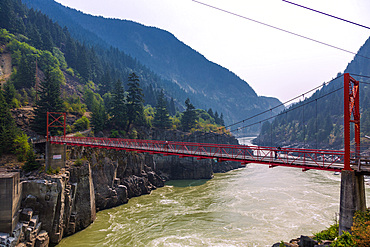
51, 136, 347, 172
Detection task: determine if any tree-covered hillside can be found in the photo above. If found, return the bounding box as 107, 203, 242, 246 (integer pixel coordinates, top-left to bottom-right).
20, 0, 283, 129
0, 0, 232, 164
254, 37, 370, 150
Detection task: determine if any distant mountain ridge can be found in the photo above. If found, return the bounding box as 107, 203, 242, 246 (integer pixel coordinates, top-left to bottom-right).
22, 0, 282, 129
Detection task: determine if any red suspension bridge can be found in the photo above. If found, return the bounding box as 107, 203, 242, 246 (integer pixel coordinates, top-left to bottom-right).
47, 135, 367, 174
46, 73, 370, 175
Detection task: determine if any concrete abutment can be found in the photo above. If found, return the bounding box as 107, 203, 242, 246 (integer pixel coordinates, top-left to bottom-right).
339, 170, 366, 234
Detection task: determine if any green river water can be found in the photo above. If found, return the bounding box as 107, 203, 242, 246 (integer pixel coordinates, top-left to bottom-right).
58, 138, 370, 247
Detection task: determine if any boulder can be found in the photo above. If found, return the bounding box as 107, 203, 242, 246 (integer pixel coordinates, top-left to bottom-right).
299, 236, 318, 247
35, 230, 49, 247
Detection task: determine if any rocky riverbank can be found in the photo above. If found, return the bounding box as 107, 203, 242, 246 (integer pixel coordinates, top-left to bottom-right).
271, 235, 332, 247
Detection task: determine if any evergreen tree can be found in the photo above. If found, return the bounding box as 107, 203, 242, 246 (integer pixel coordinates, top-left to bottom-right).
26, 24, 43, 50
99, 71, 112, 95
153, 90, 171, 129
214, 111, 219, 124
168, 97, 176, 116
76, 43, 91, 81
219, 113, 225, 126
181, 98, 197, 132
91, 103, 107, 133
110, 79, 127, 129
126, 73, 144, 130
207, 108, 214, 119
3, 81, 17, 107
64, 34, 77, 69
143, 84, 156, 106
0, 91, 19, 155
13, 53, 36, 89
0, 0, 14, 32
31, 66, 64, 135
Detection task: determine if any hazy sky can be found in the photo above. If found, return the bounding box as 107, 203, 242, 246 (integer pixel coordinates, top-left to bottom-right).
54, 0, 370, 102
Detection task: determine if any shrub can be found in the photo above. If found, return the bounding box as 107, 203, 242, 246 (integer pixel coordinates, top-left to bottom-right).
75, 158, 82, 166
313, 223, 338, 242
351, 209, 370, 246
66, 125, 72, 134
73, 116, 90, 132
110, 130, 119, 138
66, 68, 74, 76
331, 231, 356, 247
22, 150, 40, 172
129, 129, 138, 139
13, 133, 31, 162
46, 166, 53, 175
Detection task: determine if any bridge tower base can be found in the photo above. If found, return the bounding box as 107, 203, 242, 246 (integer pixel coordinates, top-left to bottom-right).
45, 141, 66, 171
339, 170, 366, 234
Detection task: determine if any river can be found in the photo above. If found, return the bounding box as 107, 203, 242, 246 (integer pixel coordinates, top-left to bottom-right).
58, 137, 370, 246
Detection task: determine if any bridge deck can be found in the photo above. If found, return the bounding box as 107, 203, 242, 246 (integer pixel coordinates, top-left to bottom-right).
50, 136, 370, 174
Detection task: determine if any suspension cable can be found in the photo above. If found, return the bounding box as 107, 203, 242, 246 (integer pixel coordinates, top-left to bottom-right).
229, 86, 344, 133
182, 74, 344, 142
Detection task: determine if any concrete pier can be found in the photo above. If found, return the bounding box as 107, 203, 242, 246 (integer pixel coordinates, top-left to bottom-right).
45, 141, 66, 171
339, 170, 366, 234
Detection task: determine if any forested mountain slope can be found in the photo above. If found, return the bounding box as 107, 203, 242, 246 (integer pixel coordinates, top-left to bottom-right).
21, 0, 282, 127
254, 37, 370, 150
0, 0, 233, 144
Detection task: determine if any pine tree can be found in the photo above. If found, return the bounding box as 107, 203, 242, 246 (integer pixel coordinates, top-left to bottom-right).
99, 71, 112, 95
207, 108, 214, 119
76, 43, 91, 81
109, 79, 127, 129
214, 111, 220, 124
3, 81, 17, 107
219, 113, 225, 126
126, 73, 144, 130
181, 98, 197, 132
169, 97, 176, 116
91, 103, 107, 133
0, 91, 19, 155
0, 0, 14, 32
13, 54, 36, 89
153, 90, 171, 129
64, 34, 77, 69
31, 67, 64, 135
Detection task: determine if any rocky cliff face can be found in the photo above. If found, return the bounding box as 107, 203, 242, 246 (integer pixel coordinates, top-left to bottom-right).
19, 165, 96, 246
5, 131, 241, 246
69, 147, 165, 212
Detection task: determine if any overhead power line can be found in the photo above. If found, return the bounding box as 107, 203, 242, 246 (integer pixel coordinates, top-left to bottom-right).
282, 0, 370, 30
191, 0, 370, 60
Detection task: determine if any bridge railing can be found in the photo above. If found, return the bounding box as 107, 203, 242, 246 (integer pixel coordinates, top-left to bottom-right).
50, 136, 345, 172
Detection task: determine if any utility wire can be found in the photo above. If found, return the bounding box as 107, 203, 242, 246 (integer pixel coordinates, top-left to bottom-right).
191, 0, 370, 60
282, 0, 370, 30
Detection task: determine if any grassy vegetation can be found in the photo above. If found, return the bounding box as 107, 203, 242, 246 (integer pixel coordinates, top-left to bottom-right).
313, 209, 370, 246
